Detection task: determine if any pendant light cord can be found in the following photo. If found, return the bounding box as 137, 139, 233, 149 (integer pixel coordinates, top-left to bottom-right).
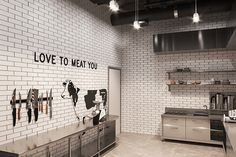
195, 0, 197, 13
135, 0, 139, 21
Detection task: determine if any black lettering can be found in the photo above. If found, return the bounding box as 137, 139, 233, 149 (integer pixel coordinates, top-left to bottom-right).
34, 52, 39, 62
88, 62, 91, 68
83, 61, 86, 68
59, 56, 63, 65
39, 53, 45, 62
64, 57, 68, 66
45, 54, 51, 63
80, 60, 84, 68
94, 63, 97, 69
71, 59, 76, 66
52, 55, 56, 64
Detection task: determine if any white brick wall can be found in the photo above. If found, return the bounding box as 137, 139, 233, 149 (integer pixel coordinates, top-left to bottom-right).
120, 12, 236, 135
0, 0, 121, 145
1, 0, 236, 148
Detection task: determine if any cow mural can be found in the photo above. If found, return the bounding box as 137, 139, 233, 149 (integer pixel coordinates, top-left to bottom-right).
61, 80, 80, 106
61, 80, 107, 123
61, 80, 80, 120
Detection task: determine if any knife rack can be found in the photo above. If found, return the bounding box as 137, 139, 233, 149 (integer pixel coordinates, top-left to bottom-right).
10, 97, 54, 104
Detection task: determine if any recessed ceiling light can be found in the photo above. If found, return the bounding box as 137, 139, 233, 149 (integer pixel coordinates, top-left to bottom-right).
109, 0, 119, 12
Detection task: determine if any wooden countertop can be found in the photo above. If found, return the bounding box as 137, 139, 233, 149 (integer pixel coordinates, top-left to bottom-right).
0, 115, 119, 155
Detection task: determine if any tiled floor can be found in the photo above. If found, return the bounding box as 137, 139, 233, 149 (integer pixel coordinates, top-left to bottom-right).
103, 133, 224, 157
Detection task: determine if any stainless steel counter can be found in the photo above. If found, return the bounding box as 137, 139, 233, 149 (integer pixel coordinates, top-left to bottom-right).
162, 107, 224, 120
162, 113, 223, 120
0, 115, 119, 155
162, 107, 225, 145
224, 122, 236, 151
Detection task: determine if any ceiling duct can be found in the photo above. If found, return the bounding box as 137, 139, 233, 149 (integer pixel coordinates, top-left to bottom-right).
90, 0, 110, 5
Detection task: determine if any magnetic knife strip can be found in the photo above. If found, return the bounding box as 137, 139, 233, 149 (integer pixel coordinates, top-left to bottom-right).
10, 97, 54, 104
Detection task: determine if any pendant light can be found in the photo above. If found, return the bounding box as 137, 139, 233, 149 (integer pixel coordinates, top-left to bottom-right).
174, 9, 178, 18
192, 0, 200, 23
133, 0, 141, 30
109, 0, 119, 12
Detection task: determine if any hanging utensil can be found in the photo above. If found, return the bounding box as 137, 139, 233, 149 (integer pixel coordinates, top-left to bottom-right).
26, 89, 32, 123
49, 89, 52, 119
32, 89, 39, 122
40, 93, 44, 113
11, 88, 16, 127
18, 92, 22, 121
46, 90, 48, 115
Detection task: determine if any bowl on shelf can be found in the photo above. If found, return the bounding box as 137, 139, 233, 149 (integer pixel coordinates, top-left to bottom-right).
183, 67, 191, 72
166, 80, 176, 85
221, 80, 230, 85
177, 80, 187, 85
191, 81, 201, 85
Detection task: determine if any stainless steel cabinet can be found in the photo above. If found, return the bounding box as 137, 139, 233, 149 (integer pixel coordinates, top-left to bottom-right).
100, 121, 116, 151
162, 117, 185, 139
186, 119, 210, 141
162, 116, 215, 144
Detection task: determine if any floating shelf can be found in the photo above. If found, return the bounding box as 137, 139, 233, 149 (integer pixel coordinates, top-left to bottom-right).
167, 70, 236, 79
167, 84, 236, 91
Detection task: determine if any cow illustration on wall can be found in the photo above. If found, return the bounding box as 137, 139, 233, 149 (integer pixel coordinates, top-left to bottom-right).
61, 80, 107, 123
61, 80, 80, 120
61, 80, 80, 107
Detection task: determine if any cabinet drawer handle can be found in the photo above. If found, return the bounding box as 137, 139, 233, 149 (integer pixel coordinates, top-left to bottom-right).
170, 126, 178, 129
172, 119, 179, 121
192, 127, 207, 131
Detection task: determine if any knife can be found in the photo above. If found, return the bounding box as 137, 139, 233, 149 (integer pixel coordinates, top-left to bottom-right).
38, 93, 41, 113
26, 89, 32, 123
46, 91, 48, 115
32, 89, 39, 122
11, 88, 16, 127
18, 92, 22, 121
40, 93, 43, 113
49, 88, 52, 119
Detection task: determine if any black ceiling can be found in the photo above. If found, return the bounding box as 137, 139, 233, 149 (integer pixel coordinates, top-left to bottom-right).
90, 0, 235, 25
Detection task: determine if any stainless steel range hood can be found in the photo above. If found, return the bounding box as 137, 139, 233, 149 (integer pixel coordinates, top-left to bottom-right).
153, 27, 236, 54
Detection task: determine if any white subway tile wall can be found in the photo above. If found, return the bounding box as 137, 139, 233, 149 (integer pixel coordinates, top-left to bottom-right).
0, 0, 121, 146
120, 12, 236, 135
1, 0, 236, 154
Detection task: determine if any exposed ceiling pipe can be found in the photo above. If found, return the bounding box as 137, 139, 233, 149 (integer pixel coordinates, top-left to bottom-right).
111, 0, 232, 26
89, 0, 110, 5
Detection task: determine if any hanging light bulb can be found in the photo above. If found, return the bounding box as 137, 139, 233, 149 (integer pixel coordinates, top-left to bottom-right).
133, 21, 141, 30
174, 9, 178, 18
193, 12, 200, 23
133, 0, 141, 30
193, 0, 200, 23
109, 0, 119, 12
